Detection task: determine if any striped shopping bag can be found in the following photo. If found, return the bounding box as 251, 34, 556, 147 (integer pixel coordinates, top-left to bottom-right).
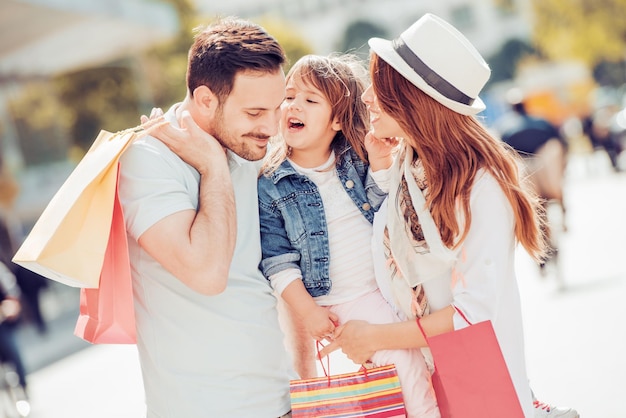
289, 363, 407, 418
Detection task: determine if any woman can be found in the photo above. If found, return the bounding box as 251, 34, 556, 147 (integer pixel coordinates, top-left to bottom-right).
320, 13, 578, 418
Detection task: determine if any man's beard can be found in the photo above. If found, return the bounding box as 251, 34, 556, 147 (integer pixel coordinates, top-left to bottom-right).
212, 108, 268, 161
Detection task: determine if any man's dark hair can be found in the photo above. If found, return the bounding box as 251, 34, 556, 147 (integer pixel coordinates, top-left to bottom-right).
187, 17, 287, 103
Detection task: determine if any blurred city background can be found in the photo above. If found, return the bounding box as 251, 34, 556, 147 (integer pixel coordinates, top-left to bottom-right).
0, 0, 625, 417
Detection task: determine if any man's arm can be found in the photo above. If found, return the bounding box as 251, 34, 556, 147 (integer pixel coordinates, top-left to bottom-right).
139, 112, 236, 295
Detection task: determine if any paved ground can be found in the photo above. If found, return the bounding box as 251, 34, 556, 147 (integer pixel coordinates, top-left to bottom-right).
16, 152, 626, 417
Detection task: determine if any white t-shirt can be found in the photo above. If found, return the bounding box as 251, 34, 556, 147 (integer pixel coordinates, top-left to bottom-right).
372, 172, 534, 418
118, 106, 294, 418
269, 154, 378, 306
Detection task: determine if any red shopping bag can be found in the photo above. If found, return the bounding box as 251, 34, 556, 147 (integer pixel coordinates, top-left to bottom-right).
417, 307, 524, 418
74, 165, 136, 344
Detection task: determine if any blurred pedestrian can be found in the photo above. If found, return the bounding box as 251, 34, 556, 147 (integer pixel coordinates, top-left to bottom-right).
0, 163, 48, 335
118, 17, 294, 417
495, 88, 568, 206
321, 13, 579, 418
0, 165, 29, 396
582, 105, 624, 171
495, 89, 569, 265
0, 261, 28, 391
496, 88, 568, 156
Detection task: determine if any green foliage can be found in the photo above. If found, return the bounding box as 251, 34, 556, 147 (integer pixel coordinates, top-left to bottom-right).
532, 0, 626, 66
338, 21, 388, 61
53, 64, 143, 152
9, 0, 316, 160
7, 82, 72, 165
138, 0, 204, 110
255, 16, 315, 72
46, 0, 197, 154
486, 38, 538, 85
593, 60, 626, 87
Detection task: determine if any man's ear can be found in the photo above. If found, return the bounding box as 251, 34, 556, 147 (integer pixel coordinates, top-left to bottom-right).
331, 117, 341, 132
192, 85, 218, 117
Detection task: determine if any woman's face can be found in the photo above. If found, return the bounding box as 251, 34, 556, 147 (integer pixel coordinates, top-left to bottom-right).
361, 84, 406, 140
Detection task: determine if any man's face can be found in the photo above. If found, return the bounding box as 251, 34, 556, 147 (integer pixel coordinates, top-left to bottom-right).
211, 70, 285, 161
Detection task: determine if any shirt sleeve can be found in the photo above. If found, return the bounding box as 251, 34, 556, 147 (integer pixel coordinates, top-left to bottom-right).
368, 166, 392, 193
450, 173, 516, 328
269, 267, 302, 295
118, 137, 197, 241
257, 178, 302, 278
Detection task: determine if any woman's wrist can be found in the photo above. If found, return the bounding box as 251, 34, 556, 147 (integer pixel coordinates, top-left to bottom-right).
368, 155, 393, 172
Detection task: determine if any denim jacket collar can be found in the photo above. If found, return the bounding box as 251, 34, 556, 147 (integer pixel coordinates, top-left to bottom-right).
267, 159, 299, 184
268, 145, 352, 184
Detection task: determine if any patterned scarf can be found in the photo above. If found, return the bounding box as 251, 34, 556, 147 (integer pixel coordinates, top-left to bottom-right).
383, 155, 430, 318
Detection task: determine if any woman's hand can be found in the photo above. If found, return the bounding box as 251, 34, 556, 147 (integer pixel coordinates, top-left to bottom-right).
319, 320, 378, 365
365, 132, 400, 171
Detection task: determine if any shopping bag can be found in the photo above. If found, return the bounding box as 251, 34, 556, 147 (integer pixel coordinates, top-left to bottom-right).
12, 127, 144, 288
74, 166, 135, 344
417, 307, 524, 418
290, 343, 407, 418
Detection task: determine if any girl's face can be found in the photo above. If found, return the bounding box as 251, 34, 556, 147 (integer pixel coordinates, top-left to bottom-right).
281, 75, 341, 167
361, 84, 406, 140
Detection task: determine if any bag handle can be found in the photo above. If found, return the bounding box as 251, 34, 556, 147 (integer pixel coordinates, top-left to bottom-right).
315, 340, 331, 381
416, 305, 472, 342
315, 340, 371, 386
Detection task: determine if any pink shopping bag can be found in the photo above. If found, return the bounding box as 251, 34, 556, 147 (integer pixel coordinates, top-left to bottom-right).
417, 307, 524, 418
74, 165, 136, 344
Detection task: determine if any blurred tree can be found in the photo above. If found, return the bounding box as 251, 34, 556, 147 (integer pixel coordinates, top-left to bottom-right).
256, 17, 314, 72
338, 21, 388, 61
486, 38, 538, 85
53, 65, 141, 152
49, 0, 196, 154
532, 0, 626, 70
13, 0, 315, 158
592, 59, 626, 87
136, 0, 199, 111
7, 81, 72, 165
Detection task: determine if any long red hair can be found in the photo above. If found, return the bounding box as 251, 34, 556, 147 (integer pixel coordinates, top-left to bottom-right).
370, 54, 547, 262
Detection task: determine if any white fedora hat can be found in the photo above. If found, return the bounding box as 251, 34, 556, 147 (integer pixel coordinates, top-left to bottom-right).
368, 13, 490, 115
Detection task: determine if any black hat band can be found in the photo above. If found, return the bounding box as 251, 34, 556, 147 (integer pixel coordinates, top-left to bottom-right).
392, 37, 474, 106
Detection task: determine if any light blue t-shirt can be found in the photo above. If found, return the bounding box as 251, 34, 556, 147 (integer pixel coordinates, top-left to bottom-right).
118, 105, 294, 417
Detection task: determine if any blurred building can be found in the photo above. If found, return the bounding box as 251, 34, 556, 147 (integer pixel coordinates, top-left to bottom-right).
0, 0, 178, 80
197, 0, 535, 58
0, 0, 178, 219
0, 0, 178, 374
200, 0, 600, 125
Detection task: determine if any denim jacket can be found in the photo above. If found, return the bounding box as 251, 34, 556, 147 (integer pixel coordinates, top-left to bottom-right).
258, 148, 387, 297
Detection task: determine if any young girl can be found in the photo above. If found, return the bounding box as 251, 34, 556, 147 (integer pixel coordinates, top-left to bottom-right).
258, 54, 440, 418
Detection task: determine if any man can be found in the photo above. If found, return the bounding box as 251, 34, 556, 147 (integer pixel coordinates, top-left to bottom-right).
118, 17, 294, 417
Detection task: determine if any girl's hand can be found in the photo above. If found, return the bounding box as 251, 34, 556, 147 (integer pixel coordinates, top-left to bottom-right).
140, 107, 164, 125
319, 320, 377, 364
303, 305, 339, 342
147, 111, 227, 175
